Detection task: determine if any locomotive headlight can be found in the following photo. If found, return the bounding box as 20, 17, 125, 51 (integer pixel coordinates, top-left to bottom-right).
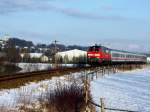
95, 54, 100, 56
88, 54, 94, 56
88, 53, 100, 57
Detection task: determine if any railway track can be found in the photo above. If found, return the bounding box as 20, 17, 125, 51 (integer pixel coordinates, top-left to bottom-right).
0, 66, 92, 82
0, 64, 144, 82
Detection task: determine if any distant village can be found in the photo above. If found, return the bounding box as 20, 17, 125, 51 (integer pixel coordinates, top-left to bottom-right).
1, 35, 150, 65
0, 35, 88, 64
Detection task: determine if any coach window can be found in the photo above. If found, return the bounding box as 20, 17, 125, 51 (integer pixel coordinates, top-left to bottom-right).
112, 53, 116, 57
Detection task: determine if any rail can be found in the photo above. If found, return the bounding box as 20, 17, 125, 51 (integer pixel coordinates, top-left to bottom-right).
0, 66, 92, 81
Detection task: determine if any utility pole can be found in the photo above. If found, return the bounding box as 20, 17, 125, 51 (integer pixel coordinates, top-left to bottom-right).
53, 40, 59, 55
52, 40, 59, 67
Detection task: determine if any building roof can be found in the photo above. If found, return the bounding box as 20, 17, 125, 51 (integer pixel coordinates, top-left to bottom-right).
56, 49, 87, 57
30, 53, 43, 58
21, 53, 44, 58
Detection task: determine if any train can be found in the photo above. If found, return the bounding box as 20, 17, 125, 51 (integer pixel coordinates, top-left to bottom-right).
87, 45, 147, 65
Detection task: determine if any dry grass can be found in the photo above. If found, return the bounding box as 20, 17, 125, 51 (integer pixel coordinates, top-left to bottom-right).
12, 83, 87, 112
40, 83, 86, 112
0, 78, 91, 112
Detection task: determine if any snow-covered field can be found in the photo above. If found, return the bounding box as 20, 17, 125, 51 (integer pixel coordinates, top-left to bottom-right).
0, 71, 84, 110
91, 67, 150, 112
0, 66, 150, 111
16, 63, 76, 72
16, 63, 52, 72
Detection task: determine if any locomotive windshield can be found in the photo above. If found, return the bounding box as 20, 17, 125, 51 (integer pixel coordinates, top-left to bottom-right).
88, 46, 101, 52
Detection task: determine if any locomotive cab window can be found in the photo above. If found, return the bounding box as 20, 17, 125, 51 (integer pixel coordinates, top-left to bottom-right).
95, 48, 100, 52
88, 47, 93, 52
95, 46, 101, 52
88, 46, 101, 52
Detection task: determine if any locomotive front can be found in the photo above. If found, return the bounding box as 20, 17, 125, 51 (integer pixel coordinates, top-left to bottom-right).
87, 45, 111, 65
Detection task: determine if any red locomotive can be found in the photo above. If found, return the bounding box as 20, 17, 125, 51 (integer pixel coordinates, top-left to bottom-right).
87, 45, 147, 65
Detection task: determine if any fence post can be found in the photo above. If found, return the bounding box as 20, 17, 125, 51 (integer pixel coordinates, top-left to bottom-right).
84, 70, 89, 112
96, 69, 98, 79
102, 67, 104, 76
107, 65, 109, 75
100, 98, 105, 112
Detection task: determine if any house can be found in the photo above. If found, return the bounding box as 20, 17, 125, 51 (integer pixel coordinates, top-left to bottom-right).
147, 57, 150, 63
21, 53, 49, 62
55, 49, 87, 63
40, 55, 49, 62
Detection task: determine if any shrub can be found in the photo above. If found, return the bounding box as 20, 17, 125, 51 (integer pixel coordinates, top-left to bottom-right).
43, 83, 85, 112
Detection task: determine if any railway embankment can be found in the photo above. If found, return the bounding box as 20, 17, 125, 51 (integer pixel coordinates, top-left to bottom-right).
0, 63, 21, 75
0, 63, 147, 89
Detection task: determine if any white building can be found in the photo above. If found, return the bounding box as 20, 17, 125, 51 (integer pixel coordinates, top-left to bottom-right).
21, 53, 49, 62
29, 53, 43, 58
40, 55, 49, 62
147, 57, 150, 63
55, 49, 87, 63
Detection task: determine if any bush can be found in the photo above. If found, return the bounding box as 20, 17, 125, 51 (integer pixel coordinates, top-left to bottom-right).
43, 83, 85, 112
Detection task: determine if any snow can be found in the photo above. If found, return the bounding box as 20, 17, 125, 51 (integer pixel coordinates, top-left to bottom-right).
16, 63, 77, 72
56, 49, 86, 56
0, 71, 83, 109
20, 53, 43, 58
16, 63, 52, 72
56, 49, 87, 61
0, 66, 150, 111
147, 57, 150, 63
91, 67, 150, 112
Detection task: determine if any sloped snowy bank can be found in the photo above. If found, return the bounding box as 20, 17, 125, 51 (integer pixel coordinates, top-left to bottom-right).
91, 67, 150, 112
